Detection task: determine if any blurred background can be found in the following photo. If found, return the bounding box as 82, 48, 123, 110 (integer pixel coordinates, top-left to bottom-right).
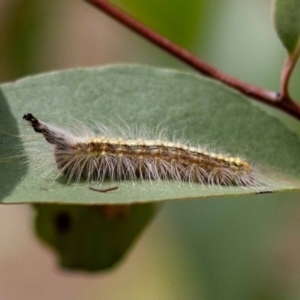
1, 0, 300, 299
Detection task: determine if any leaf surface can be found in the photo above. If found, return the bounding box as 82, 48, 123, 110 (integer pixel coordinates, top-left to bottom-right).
111, 0, 203, 47
34, 202, 159, 271
1, 65, 300, 205
273, 0, 300, 55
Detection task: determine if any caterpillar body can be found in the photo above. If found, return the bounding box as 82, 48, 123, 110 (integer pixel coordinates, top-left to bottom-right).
23, 113, 254, 186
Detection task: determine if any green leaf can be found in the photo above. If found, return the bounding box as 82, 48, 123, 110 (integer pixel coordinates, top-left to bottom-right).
5, 0, 53, 78
34, 202, 159, 271
110, 0, 203, 47
273, 0, 300, 54
0, 65, 300, 205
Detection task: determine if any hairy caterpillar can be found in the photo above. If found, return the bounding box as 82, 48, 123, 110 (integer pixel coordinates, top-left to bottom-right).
23, 113, 254, 186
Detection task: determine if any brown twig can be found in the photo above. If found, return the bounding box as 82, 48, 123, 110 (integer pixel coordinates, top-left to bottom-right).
281, 56, 293, 99
85, 0, 300, 120
89, 186, 119, 193
280, 45, 300, 100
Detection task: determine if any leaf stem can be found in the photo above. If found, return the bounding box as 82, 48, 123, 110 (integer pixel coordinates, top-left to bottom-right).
280, 44, 300, 100
85, 0, 300, 121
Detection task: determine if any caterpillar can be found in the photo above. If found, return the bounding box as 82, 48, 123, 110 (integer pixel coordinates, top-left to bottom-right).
23, 113, 254, 186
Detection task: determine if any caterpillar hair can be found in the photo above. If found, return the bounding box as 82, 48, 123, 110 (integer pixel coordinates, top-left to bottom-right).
23, 113, 255, 186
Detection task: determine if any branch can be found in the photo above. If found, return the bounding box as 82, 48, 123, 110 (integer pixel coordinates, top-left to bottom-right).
85, 0, 300, 120
280, 44, 300, 100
